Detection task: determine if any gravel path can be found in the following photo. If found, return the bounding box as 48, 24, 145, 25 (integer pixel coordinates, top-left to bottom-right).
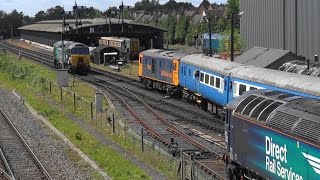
0, 88, 99, 180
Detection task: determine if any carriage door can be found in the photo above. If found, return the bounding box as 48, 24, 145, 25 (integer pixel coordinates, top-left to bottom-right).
195, 70, 201, 93
138, 54, 143, 77
172, 60, 179, 86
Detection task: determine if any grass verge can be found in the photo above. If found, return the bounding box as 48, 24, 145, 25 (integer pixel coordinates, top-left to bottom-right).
0, 53, 150, 179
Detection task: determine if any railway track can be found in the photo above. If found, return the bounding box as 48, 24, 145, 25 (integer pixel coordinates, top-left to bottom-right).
87, 78, 227, 179
0, 40, 227, 179
0, 40, 225, 133
0, 107, 52, 180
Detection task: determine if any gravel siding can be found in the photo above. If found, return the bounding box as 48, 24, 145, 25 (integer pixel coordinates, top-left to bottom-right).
0, 89, 98, 180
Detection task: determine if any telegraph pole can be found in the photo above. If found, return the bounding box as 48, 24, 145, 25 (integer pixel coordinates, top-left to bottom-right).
61, 9, 66, 69
9, 25, 13, 42
73, 1, 86, 34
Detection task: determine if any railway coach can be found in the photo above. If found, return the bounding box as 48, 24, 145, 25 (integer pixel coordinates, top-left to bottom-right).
138, 49, 187, 94
139, 50, 320, 111
224, 89, 320, 180
180, 54, 320, 108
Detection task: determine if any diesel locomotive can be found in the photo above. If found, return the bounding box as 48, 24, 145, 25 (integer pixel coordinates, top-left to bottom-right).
53, 41, 90, 74
224, 89, 320, 180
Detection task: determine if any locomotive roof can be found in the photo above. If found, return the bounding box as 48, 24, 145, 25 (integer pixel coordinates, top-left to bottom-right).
227, 90, 320, 144
53, 41, 87, 49
181, 54, 320, 97
141, 49, 187, 60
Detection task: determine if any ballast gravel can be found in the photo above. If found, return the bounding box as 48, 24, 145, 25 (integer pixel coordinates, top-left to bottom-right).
0, 89, 99, 180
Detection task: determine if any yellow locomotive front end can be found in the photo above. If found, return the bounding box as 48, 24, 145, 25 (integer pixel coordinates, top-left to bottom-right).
69, 46, 91, 74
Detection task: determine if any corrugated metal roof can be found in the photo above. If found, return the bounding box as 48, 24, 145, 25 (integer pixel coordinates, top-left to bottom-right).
19, 18, 115, 32
19, 18, 166, 32
235, 47, 291, 67
181, 54, 320, 97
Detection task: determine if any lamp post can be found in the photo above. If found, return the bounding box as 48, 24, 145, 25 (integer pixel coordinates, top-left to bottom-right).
229, 11, 243, 62
202, 8, 216, 57
230, 12, 234, 62
9, 24, 13, 42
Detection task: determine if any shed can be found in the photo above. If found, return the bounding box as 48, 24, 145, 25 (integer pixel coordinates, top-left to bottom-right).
235, 47, 303, 69
93, 45, 120, 65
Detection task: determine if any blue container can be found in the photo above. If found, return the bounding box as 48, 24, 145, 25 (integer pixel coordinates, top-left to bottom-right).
201, 33, 222, 54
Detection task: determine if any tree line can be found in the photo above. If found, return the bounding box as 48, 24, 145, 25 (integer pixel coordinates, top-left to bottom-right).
145, 0, 241, 53
0, 0, 241, 53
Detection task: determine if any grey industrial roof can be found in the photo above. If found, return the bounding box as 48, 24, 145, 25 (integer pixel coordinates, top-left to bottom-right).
235, 47, 291, 67
181, 54, 320, 97
19, 18, 166, 33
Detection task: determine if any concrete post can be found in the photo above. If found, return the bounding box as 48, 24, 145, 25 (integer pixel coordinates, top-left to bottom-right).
95, 91, 103, 114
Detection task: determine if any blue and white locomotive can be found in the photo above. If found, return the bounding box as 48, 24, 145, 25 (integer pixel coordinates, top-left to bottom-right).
224, 89, 320, 179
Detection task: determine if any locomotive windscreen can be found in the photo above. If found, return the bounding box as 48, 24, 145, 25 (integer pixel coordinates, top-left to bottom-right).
71, 48, 89, 55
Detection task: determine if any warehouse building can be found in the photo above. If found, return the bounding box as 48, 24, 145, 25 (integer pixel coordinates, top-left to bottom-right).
240, 0, 320, 61
19, 18, 166, 49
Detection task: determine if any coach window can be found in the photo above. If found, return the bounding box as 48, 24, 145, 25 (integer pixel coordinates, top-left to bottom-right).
215, 77, 221, 89
159, 60, 162, 68
221, 79, 225, 91
151, 59, 155, 73
210, 76, 215, 86
239, 84, 247, 95
205, 74, 209, 84
250, 86, 257, 91
189, 69, 191, 77
233, 82, 238, 95
200, 72, 204, 82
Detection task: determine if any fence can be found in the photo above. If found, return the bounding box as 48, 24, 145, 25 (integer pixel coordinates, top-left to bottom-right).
41, 79, 179, 179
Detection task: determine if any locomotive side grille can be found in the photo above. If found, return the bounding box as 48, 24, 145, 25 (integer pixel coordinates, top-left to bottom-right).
294, 119, 320, 142
269, 112, 298, 131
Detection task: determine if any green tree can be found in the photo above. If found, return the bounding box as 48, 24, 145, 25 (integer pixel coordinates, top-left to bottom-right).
218, 29, 243, 53
6, 10, 24, 37
175, 12, 189, 44
34, 10, 46, 22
